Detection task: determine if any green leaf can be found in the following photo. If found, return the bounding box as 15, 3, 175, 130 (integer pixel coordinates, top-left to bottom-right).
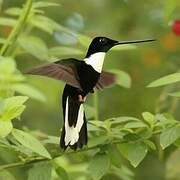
29, 15, 54, 34
88, 152, 110, 180
32, 1, 60, 8
28, 162, 52, 180
0, 73, 25, 84
5, 7, 41, 17
144, 140, 156, 150
12, 83, 46, 102
111, 116, 140, 125
12, 129, 51, 159
87, 123, 101, 132
0, 17, 17, 26
0, 170, 16, 180
88, 120, 105, 128
55, 166, 69, 180
49, 46, 83, 57
5, 7, 22, 16
155, 113, 177, 127
18, 35, 49, 60
169, 91, 180, 98
119, 142, 148, 167
88, 120, 107, 130
160, 125, 180, 149
29, 15, 73, 35
108, 145, 122, 167
0, 56, 16, 74
43, 135, 59, 145
0, 121, 13, 138
109, 69, 131, 88
5, 96, 28, 107
0, 96, 28, 121
88, 135, 108, 147
124, 121, 147, 129
147, 73, 180, 87
142, 112, 155, 127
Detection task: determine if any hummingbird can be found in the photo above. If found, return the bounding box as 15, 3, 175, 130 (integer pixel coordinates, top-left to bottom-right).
28, 36, 155, 150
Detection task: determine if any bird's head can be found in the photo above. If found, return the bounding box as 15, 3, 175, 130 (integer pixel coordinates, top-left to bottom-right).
85, 36, 155, 57
86, 37, 117, 57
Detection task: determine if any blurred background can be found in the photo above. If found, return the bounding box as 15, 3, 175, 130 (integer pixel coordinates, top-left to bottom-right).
0, 0, 180, 179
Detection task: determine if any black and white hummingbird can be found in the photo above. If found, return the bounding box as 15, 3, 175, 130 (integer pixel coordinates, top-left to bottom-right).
28, 36, 155, 150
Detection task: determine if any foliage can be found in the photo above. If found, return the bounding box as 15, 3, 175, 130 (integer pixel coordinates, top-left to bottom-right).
0, 0, 179, 180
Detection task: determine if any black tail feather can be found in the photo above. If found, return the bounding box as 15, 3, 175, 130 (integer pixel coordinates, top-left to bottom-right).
60, 85, 88, 150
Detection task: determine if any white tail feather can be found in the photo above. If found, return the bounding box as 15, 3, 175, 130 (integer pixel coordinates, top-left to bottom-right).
64, 97, 84, 146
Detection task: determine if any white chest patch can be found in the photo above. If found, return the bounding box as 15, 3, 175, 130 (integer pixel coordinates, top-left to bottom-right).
84, 52, 106, 73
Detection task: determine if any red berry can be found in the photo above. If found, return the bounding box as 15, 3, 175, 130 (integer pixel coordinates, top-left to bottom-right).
172, 20, 180, 36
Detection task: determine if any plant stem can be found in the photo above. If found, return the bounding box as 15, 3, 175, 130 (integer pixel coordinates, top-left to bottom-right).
0, 139, 127, 171
93, 91, 99, 120
0, 131, 163, 171
0, 157, 47, 171
155, 135, 164, 162
0, 0, 33, 56
169, 98, 179, 114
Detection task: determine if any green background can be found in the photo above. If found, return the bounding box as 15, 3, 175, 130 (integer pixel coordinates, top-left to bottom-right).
0, 0, 180, 179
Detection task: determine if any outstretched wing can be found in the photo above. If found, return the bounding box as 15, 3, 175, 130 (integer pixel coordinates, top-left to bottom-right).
95, 71, 117, 90
27, 59, 117, 91
27, 59, 82, 90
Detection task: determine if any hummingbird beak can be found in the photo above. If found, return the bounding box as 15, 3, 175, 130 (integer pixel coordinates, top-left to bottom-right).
114, 39, 156, 46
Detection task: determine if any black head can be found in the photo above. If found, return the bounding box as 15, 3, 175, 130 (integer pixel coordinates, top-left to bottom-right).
86, 37, 118, 57
85, 36, 156, 58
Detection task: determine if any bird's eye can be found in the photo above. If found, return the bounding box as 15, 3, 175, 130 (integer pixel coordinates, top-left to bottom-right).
99, 38, 106, 43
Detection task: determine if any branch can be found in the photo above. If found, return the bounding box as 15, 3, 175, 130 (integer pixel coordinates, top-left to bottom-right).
0, 129, 164, 171
0, 139, 126, 171
0, 127, 163, 171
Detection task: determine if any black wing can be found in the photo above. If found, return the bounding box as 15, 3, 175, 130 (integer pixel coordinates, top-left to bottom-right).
27, 59, 117, 91
95, 71, 117, 90
27, 59, 82, 90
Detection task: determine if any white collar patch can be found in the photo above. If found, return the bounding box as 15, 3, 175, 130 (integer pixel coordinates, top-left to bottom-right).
84, 52, 106, 73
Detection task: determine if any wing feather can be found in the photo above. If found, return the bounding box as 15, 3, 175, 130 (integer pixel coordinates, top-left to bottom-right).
95, 71, 117, 90
27, 59, 117, 91
27, 60, 82, 90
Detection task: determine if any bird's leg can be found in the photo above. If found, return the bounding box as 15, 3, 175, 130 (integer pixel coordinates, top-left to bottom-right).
78, 95, 86, 103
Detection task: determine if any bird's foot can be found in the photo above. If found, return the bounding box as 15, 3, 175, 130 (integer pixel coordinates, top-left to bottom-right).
78, 95, 86, 103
